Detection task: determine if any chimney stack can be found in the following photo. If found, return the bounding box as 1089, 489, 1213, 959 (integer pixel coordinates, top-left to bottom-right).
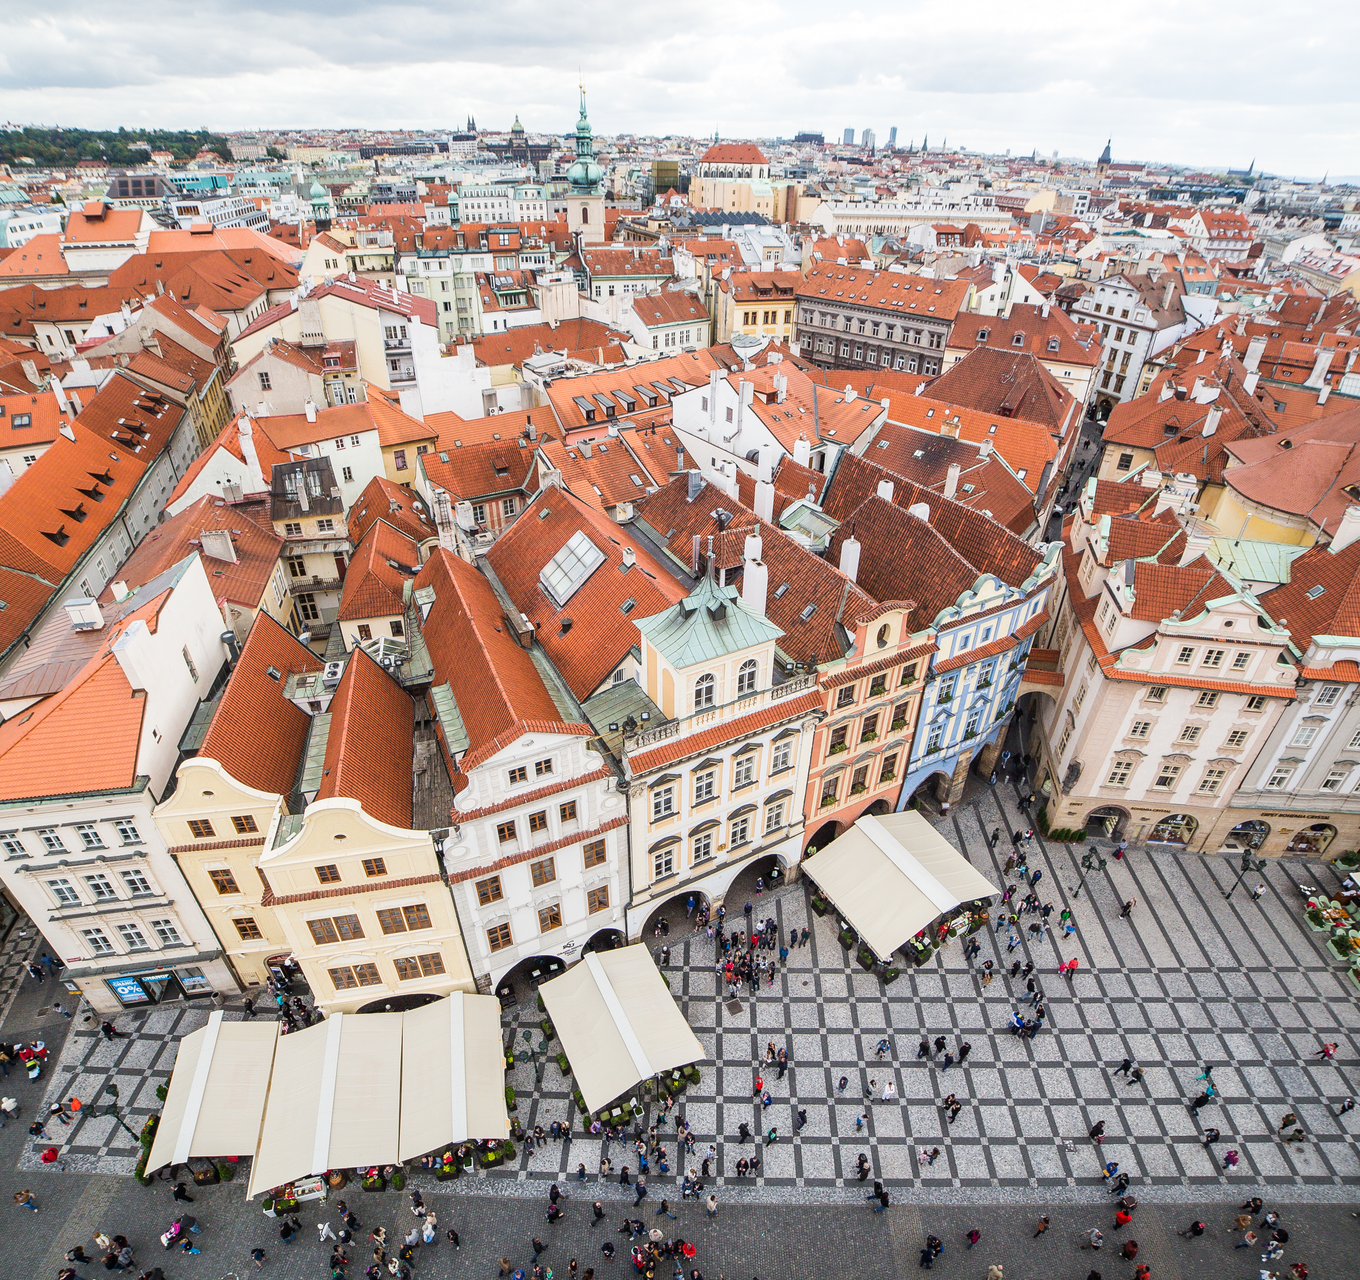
979, 438, 994, 458
792, 433, 811, 468
876, 478, 894, 502
741, 534, 768, 617
1242, 333, 1267, 373
1243, 370, 1260, 396
754, 479, 776, 523
304, 399, 317, 423
838, 529, 861, 582
943, 462, 961, 499
1201, 405, 1223, 437
1332, 504, 1360, 554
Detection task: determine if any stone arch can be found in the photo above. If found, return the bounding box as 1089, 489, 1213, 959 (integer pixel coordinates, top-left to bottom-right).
490, 952, 567, 1001
1084, 804, 1130, 839
805, 818, 842, 854
1285, 822, 1335, 855
1224, 819, 1269, 851
1147, 812, 1198, 845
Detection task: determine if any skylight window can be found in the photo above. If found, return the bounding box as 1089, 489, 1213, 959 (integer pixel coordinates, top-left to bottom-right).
1307, 585, 1326, 600
800, 603, 818, 621
540, 530, 606, 607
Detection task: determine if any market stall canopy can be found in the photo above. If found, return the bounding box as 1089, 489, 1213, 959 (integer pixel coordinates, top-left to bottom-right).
247, 1010, 402, 1199
146, 1013, 278, 1173
539, 945, 704, 1115
801, 812, 998, 961
398, 992, 508, 1161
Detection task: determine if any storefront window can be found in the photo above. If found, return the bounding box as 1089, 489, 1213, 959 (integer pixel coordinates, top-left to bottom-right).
176, 967, 212, 995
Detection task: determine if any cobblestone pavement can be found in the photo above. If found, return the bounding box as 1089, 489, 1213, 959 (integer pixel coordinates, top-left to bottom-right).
12, 776, 1360, 1201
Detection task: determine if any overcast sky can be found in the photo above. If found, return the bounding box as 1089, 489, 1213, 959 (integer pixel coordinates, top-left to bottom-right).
1, 1, 1355, 177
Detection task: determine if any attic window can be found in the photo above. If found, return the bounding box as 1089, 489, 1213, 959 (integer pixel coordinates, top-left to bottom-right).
913, 449, 925, 458
799, 603, 818, 621
540, 530, 606, 606
620, 598, 636, 615
774, 583, 790, 599
1306, 585, 1325, 600
266, 665, 282, 681
538, 508, 551, 519
42, 525, 70, 547
876, 440, 889, 449
962, 484, 975, 494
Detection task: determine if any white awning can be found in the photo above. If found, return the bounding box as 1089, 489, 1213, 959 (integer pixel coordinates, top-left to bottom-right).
146, 1013, 278, 1172
539, 944, 704, 1115
244, 994, 504, 1199
801, 812, 998, 961
398, 992, 508, 1161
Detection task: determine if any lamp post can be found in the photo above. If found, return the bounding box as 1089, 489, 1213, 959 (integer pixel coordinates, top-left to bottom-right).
102, 1083, 140, 1142
1069, 846, 1107, 899
1223, 848, 1268, 900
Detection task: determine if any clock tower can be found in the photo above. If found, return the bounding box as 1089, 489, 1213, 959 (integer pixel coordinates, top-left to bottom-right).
565, 88, 606, 246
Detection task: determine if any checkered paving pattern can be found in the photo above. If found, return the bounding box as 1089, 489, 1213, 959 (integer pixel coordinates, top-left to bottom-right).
15, 1004, 214, 1174
15, 783, 1360, 1195
502, 784, 1360, 1193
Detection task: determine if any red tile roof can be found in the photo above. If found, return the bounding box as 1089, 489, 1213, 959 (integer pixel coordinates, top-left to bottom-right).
315, 647, 415, 829
796, 266, 972, 323
413, 548, 575, 770
346, 476, 437, 547
485, 485, 687, 698
199, 613, 323, 795
102, 494, 282, 612
337, 520, 419, 622
946, 302, 1102, 368
1260, 537, 1360, 653
926, 345, 1075, 435
470, 319, 630, 368
699, 144, 769, 166
421, 436, 538, 502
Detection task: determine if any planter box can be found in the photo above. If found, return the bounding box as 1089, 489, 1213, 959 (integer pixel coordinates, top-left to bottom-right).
810, 896, 829, 916
362, 1177, 385, 1193
556, 1052, 571, 1076
436, 1166, 460, 1181
480, 1151, 503, 1168
838, 928, 856, 949
910, 946, 932, 967
1348, 967, 1360, 992
856, 948, 876, 971
540, 1019, 555, 1040
883, 967, 902, 985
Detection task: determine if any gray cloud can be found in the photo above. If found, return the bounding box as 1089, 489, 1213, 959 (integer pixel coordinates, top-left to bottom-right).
0, 0, 1355, 173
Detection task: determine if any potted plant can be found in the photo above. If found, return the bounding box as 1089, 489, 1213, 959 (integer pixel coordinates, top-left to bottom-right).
810, 893, 829, 916
362, 1172, 386, 1192
838, 927, 856, 949
501, 1139, 517, 1161
217, 1161, 235, 1182
480, 1145, 503, 1168
134, 1151, 153, 1186
540, 1019, 555, 1040
505, 1085, 517, 1112
851, 784, 867, 795
856, 945, 875, 971
261, 1197, 276, 1216
389, 1169, 405, 1191
1306, 907, 1329, 932
883, 965, 902, 985
1335, 849, 1360, 869
829, 741, 848, 755
556, 1051, 571, 1076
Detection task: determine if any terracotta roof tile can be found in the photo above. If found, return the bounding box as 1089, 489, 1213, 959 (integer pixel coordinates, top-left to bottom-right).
199, 613, 322, 794
796, 266, 972, 324
100, 494, 282, 611
485, 485, 687, 698
1260, 537, 1360, 653
925, 345, 1074, 434
420, 436, 537, 502
315, 647, 415, 829
413, 549, 573, 765
346, 476, 437, 546
336, 520, 419, 622
453, 767, 612, 821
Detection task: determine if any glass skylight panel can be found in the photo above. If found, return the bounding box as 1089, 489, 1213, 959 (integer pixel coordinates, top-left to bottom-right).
540, 530, 606, 605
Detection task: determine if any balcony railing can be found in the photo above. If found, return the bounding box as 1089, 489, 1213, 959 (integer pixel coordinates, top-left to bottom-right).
625, 673, 818, 756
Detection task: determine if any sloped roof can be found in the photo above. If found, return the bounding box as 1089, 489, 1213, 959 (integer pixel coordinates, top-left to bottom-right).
337, 519, 419, 621
485, 485, 686, 698
926, 345, 1073, 434
315, 647, 415, 829
421, 436, 538, 502
346, 476, 437, 546
413, 548, 572, 774
826, 451, 1043, 587
0, 600, 163, 801
471, 319, 630, 367
1128, 556, 1235, 623
199, 613, 323, 796
796, 266, 972, 323
700, 143, 769, 165
635, 574, 783, 668
1260, 536, 1360, 653
104, 495, 282, 611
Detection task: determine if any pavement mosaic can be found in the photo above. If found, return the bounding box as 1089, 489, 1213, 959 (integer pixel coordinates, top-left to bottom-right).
12, 779, 1360, 1201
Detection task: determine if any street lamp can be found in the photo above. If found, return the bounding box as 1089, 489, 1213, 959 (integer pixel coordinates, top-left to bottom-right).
102, 1083, 140, 1142
1223, 848, 1268, 900
1069, 846, 1107, 899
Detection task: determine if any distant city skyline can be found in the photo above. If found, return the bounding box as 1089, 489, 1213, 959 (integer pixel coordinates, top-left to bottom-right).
2, 0, 1355, 176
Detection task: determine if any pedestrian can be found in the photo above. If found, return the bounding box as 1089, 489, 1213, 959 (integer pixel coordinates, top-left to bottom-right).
173, 1182, 194, 1203
1178, 1220, 1206, 1238
1203, 1127, 1221, 1146
764, 1127, 777, 1146
656, 1199, 675, 1219
966, 1228, 981, 1248
1115, 1057, 1133, 1077
50, 1000, 72, 1019
796, 1108, 808, 1132
981, 961, 994, 987
1222, 1149, 1240, 1169
1033, 1215, 1050, 1238
1338, 1097, 1355, 1116
917, 1038, 930, 1060
49, 1101, 70, 1127
1234, 1230, 1258, 1250
881, 1080, 896, 1102
1314, 1042, 1338, 1062
941, 1051, 954, 1070
705, 1194, 718, 1219
251, 1247, 266, 1270
12, 1189, 37, 1212
318, 1219, 337, 1243
986, 1268, 1002, 1280
633, 1176, 647, 1207
1088, 1120, 1106, 1142
1277, 1111, 1297, 1133
1119, 899, 1135, 919
1251, 883, 1266, 901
